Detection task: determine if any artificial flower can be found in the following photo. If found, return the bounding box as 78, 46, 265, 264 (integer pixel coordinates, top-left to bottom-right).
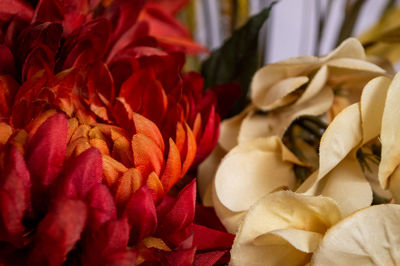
0, 0, 238, 264
219, 38, 387, 152
230, 191, 341, 266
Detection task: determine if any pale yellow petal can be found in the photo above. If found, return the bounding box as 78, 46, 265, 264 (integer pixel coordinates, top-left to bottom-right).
219, 106, 253, 151
296, 65, 328, 105
215, 137, 297, 212
379, 71, 400, 188
318, 156, 372, 217
254, 229, 323, 253
311, 204, 400, 266
326, 58, 385, 73
253, 76, 309, 111
211, 182, 246, 234
318, 103, 362, 179
359, 76, 391, 144
321, 38, 366, 62
388, 165, 400, 203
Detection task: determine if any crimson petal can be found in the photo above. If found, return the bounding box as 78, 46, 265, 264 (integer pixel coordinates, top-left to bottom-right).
123, 186, 157, 244
0, 146, 31, 246
29, 198, 87, 265
62, 147, 102, 199
27, 113, 68, 188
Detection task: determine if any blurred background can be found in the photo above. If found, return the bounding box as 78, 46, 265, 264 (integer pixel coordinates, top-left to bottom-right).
179, 0, 400, 66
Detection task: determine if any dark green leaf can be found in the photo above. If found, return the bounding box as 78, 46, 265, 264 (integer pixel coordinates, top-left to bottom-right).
201, 2, 276, 116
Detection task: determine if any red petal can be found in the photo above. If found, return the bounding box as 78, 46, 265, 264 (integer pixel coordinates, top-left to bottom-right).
0, 146, 31, 245
106, 20, 149, 63
164, 248, 195, 266
29, 198, 87, 265
62, 147, 103, 199
194, 205, 227, 232
106, 0, 145, 50
194, 105, 220, 166
32, 0, 64, 23
119, 69, 167, 124
157, 179, 196, 235
192, 224, 234, 251
58, 18, 111, 70
27, 113, 68, 187
103, 250, 137, 266
123, 186, 157, 244
0, 75, 19, 120
0, 45, 16, 76
86, 184, 116, 232
145, 0, 189, 15
193, 251, 226, 266
0, 0, 33, 21
83, 218, 131, 264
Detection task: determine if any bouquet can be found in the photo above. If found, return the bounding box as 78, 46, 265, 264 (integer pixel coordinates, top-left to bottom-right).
1, 0, 400, 265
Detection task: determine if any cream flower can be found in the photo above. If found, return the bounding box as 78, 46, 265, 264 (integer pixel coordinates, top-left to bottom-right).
230, 191, 341, 266
312, 204, 400, 265
220, 38, 387, 152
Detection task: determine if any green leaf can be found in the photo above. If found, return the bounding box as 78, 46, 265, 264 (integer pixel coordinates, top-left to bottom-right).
201, 2, 276, 116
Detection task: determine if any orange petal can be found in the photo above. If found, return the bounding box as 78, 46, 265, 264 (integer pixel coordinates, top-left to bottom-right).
132, 133, 164, 177
9, 130, 28, 155
70, 124, 90, 143
146, 171, 164, 202
88, 127, 106, 141
102, 155, 128, 187
0, 122, 13, 148
114, 168, 143, 207
175, 122, 185, 156
112, 135, 133, 166
67, 118, 79, 143
132, 112, 165, 152
160, 138, 181, 192
181, 123, 197, 176
89, 138, 110, 156
192, 113, 202, 141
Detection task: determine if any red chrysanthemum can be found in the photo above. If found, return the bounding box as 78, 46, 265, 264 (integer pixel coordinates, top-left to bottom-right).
0, 0, 239, 265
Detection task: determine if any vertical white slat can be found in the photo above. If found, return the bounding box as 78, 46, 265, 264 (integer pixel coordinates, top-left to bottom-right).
268, 0, 304, 62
